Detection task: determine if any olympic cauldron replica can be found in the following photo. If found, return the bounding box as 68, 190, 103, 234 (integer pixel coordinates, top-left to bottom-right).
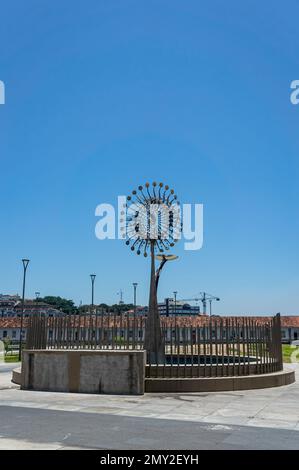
123, 182, 181, 363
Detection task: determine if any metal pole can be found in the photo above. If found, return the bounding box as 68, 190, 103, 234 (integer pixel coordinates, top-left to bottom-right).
133, 283, 138, 349
144, 241, 164, 363
209, 299, 212, 316
19, 259, 30, 361
202, 292, 206, 315
173, 291, 177, 316
90, 274, 96, 309
133, 283, 138, 315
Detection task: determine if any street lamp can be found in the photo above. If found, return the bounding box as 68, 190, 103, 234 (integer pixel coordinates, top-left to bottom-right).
19, 259, 30, 361
173, 291, 178, 316
209, 296, 220, 316
133, 283, 138, 317
90, 274, 96, 310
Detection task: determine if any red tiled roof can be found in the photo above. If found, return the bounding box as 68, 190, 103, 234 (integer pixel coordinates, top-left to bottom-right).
1, 315, 299, 329
0, 318, 29, 328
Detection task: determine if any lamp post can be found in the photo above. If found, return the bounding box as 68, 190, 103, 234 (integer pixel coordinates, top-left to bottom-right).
19, 259, 30, 361
173, 291, 178, 316
90, 274, 96, 310
133, 283, 138, 316
211, 297, 220, 316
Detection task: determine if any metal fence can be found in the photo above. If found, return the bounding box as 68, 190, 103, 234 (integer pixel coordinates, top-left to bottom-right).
26, 312, 283, 378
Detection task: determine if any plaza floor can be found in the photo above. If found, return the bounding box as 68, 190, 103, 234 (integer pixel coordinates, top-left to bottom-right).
0, 362, 298, 450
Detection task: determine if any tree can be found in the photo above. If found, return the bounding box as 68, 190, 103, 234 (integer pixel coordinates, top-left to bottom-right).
36, 296, 77, 314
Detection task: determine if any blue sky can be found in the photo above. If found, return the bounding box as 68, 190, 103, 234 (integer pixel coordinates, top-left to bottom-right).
0, 1, 298, 314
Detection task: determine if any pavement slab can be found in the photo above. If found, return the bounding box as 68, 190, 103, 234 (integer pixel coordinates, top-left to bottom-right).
0, 362, 299, 449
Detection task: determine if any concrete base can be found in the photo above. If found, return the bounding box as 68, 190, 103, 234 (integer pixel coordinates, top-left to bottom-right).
11, 367, 21, 385
145, 368, 295, 392
14, 364, 295, 394
21, 349, 146, 395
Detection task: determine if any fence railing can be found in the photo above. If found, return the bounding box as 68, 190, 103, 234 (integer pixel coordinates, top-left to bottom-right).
25, 312, 283, 377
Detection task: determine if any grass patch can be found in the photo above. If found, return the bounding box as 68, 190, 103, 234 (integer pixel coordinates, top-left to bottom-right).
282, 344, 299, 363
4, 354, 20, 363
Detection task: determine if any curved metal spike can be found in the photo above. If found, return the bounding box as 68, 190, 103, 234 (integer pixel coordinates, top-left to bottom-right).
139, 188, 148, 203
169, 195, 177, 205
146, 184, 151, 199
158, 183, 163, 200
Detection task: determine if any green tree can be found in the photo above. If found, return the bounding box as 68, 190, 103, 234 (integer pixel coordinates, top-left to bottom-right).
36, 296, 77, 314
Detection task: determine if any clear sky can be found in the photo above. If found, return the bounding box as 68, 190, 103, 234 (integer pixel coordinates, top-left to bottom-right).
0, 1, 298, 315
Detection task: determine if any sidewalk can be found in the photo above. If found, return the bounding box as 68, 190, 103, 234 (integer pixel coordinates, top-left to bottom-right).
0, 363, 298, 449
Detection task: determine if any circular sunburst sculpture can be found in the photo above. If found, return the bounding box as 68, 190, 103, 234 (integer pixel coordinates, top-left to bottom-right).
124, 182, 182, 257
123, 182, 182, 363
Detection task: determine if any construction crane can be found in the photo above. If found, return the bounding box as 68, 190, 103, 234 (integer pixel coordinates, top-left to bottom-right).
178, 292, 220, 316
199, 292, 220, 316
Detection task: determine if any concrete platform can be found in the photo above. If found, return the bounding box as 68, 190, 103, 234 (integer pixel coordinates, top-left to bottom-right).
11, 367, 21, 385
145, 369, 295, 392
13, 364, 295, 393
21, 349, 146, 395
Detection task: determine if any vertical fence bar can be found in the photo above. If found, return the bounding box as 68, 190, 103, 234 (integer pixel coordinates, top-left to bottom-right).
214, 318, 219, 377
237, 320, 241, 376
120, 313, 123, 350
126, 314, 129, 351
262, 323, 266, 373
203, 323, 207, 377
176, 320, 180, 377
197, 326, 200, 377
209, 318, 213, 377
183, 325, 187, 378
254, 321, 258, 373
220, 319, 224, 377
190, 325, 194, 378
170, 320, 173, 377
241, 318, 245, 375
162, 321, 166, 378
225, 318, 229, 376
232, 318, 236, 377
277, 314, 283, 370
246, 317, 250, 374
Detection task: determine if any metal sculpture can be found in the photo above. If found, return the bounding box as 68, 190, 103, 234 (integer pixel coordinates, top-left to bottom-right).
124, 182, 181, 362
155, 254, 178, 290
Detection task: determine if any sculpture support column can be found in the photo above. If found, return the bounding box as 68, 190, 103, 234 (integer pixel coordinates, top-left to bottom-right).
144, 241, 164, 363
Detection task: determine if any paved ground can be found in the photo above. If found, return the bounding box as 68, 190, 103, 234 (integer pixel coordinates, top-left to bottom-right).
0, 362, 298, 450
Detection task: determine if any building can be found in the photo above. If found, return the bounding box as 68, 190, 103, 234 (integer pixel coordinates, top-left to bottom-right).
158, 298, 200, 316
0, 294, 21, 318
280, 317, 299, 342
0, 298, 62, 342
125, 300, 200, 316
0, 294, 21, 303
0, 318, 24, 341
12, 301, 62, 318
